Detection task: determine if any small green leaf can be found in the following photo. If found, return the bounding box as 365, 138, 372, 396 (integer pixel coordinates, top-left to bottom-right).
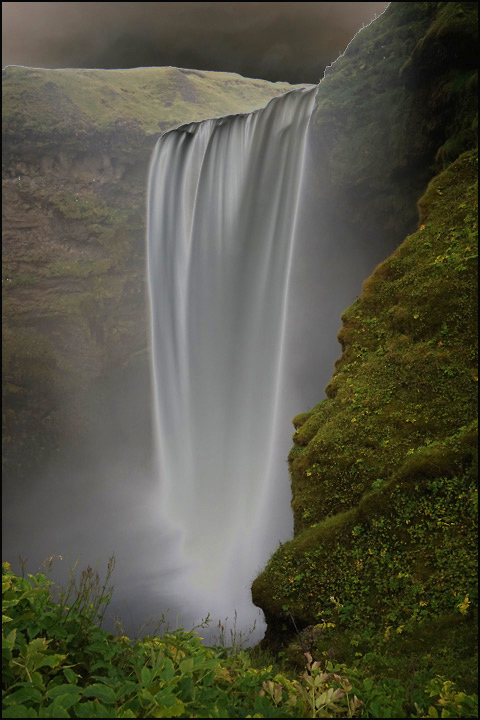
2, 705, 38, 718
72, 700, 115, 718
26, 638, 49, 655
82, 683, 117, 704
49, 693, 83, 711
4, 686, 43, 705
37, 654, 66, 670
115, 680, 137, 697
141, 665, 152, 686
152, 700, 185, 718
179, 657, 194, 674
42, 704, 67, 719
63, 668, 78, 685
5, 629, 17, 645
159, 658, 175, 683
140, 688, 155, 703
31, 672, 44, 689
47, 684, 83, 700
177, 675, 194, 701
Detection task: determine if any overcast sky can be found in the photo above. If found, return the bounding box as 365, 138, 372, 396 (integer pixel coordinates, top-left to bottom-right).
2, 2, 389, 84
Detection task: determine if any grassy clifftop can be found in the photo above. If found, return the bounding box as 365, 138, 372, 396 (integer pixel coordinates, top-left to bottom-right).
2, 66, 302, 156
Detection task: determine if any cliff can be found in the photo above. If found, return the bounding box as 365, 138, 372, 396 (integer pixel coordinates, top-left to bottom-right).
2, 1, 478, 695
2, 67, 302, 478
252, 1, 478, 690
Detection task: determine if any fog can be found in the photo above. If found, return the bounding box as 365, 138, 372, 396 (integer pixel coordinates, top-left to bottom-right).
3, 2, 388, 83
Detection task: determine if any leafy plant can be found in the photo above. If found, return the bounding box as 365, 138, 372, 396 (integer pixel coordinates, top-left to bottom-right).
415, 677, 478, 719
3, 561, 478, 718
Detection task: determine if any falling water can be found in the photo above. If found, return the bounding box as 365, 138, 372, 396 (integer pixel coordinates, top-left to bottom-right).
147, 86, 317, 635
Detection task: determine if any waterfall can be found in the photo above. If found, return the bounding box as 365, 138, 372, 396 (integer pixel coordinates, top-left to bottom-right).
147, 85, 317, 636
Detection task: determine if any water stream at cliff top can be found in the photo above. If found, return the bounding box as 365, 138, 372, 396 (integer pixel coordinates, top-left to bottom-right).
147, 86, 317, 638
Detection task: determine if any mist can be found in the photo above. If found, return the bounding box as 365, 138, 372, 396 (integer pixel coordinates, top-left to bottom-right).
2, 96, 401, 640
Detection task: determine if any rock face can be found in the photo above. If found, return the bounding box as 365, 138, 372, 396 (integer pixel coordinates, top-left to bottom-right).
2, 67, 302, 478
285, 1, 478, 416
309, 1, 477, 245
252, 1, 478, 687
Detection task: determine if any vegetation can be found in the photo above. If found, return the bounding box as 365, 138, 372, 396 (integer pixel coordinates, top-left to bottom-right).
2, 66, 304, 156
3, 562, 477, 718
252, 147, 478, 691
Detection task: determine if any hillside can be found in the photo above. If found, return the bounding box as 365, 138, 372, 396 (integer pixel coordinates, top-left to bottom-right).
2, 67, 304, 478
3, 65, 300, 149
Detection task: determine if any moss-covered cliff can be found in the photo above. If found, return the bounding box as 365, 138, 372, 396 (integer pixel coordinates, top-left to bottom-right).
253, 151, 477, 677
253, 1, 478, 690
2, 67, 303, 477
307, 1, 478, 255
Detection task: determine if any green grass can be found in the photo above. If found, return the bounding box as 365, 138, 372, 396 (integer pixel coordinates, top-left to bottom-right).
2, 66, 307, 142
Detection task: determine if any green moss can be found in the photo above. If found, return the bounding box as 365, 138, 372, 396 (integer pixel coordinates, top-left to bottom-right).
253, 150, 478, 685
51, 192, 108, 221
44, 258, 113, 279
410, 2, 478, 71
284, 610, 478, 694
2, 66, 306, 156
405, 2, 478, 168
254, 426, 477, 687
291, 151, 477, 530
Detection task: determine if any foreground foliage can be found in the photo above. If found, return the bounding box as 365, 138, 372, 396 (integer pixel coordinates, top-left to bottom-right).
2, 563, 477, 718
